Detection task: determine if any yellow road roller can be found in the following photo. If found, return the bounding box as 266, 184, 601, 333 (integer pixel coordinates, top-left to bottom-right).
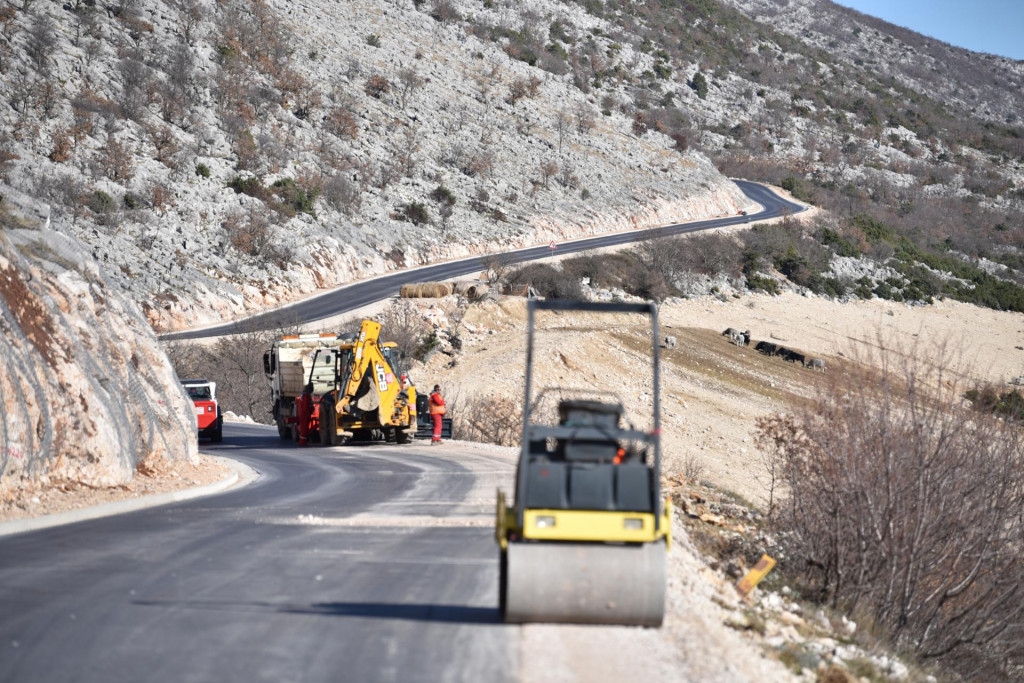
495, 299, 671, 626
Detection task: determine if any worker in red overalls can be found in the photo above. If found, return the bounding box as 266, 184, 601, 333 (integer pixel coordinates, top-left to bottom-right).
428, 384, 446, 445
295, 383, 314, 447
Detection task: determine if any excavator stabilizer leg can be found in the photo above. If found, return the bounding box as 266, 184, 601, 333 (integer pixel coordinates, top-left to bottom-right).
503, 540, 666, 626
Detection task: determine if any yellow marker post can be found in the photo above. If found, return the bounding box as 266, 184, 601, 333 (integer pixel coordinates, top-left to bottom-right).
735, 554, 776, 597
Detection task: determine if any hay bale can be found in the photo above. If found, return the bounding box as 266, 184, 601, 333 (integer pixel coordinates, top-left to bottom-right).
399, 282, 454, 298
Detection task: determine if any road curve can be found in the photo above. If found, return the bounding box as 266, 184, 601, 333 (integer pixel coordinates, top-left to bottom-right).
0, 424, 518, 683
162, 180, 804, 341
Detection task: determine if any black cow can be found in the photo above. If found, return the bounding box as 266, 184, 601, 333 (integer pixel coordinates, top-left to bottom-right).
785, 350, 806, 365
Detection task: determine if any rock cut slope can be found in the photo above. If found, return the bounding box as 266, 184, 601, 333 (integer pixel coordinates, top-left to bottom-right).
0, 187, 197, 496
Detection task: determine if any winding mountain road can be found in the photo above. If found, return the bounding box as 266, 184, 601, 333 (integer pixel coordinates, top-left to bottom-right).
0, 424, 519, 682
161, 181, 804, 341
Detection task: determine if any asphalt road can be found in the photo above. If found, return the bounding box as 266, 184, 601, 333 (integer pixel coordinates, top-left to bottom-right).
161, 180, 804, 341
0, 423, 518, 683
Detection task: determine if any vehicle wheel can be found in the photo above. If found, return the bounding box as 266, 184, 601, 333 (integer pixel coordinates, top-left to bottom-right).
384, 428, 397, 444
320, 397, 340, 446
212, 419, 223, 443
276, 419, 290, 440
396, 429, 412, 445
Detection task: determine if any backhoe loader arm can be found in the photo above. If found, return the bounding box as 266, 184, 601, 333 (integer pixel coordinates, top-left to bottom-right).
335, 320, 382, 414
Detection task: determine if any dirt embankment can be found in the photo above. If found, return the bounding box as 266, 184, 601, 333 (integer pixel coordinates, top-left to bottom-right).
419, 291, 1023, 502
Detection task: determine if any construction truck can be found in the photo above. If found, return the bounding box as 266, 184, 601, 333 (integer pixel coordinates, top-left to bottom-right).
495, 300, 671, 626
263, 332, 354, 441
313, 320, 419, 446
181, 379, 223, 443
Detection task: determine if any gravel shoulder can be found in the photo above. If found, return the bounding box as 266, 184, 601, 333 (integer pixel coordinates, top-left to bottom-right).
0, 452, 238, 530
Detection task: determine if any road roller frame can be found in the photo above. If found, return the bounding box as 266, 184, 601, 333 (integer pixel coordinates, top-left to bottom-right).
495, 299, 671, 626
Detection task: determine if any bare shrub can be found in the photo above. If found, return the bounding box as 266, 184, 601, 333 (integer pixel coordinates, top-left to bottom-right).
538, 159, 559, 189
322, 173, 361, 214
757, 342, 1024, 675
555, 108, 570, 153
631, 111, 649, 136
222, 208, 288, 266
630, 236, 699, 285
397, 67, 423, 109
164, 328, 274, 423
557, 164, 579, 189
483, 252, 516, 287
146, 123, 179, 167
118, 56, 153, 121
468, 148, 495, 179
364, 73, 391, 99
507, 78, 528, 106
454, 392, 522, 447
230, 128, 260, 172
0, 38, 12, 75
27, 12, 57, 73
682, 453, 707, 483
377, 299, 428, 365
49, 127, 74, 163
574, 101, 596, 135
324, 106, 359, 139
150, 182, 176, 210
430, 0, 460, 23
507, 263, 581, 299
96, 136, 135, 183
173, 0, 205, 45
213, 327, 275, 421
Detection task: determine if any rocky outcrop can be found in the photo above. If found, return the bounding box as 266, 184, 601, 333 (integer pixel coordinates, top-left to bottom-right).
0, 189, 197, 493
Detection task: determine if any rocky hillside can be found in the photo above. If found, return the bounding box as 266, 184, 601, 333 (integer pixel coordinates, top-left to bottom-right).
3, 0, 1022, 335
0, 0, 750, 333
721, 0, 1024, 125
0, 186, 197, 496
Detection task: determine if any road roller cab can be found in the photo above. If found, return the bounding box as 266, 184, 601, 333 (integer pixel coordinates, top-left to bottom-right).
495, 300, 671, 626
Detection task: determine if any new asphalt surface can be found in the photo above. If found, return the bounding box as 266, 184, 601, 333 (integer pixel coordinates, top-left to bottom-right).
0, 423, 518, 682
161, 180, 804, 341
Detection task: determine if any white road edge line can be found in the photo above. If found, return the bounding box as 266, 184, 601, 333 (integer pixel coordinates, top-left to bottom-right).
0, 454, 260, 538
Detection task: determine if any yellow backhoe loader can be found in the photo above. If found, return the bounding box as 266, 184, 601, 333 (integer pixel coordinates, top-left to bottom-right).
313, 320, 418, 445
495, 300, 671, 626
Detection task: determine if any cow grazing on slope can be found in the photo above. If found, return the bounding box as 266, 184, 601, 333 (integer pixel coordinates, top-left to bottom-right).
805, 358, 826, 372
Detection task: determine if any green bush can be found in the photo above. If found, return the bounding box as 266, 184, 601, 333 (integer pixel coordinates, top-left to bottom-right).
196, 163, 211, 178
966, 386, 1024, 422
88, 190, 115, 214
819, 227, 860, 257
430, 185, 456, 206
779, 176, 813, 202
400, 201, 430, 225
851, 214, 898, 245
228, 175, 265, 198
271, 178, 319, 217
823, 277, 847, 298
689, 71, 708, 99
746, 274, 779, 294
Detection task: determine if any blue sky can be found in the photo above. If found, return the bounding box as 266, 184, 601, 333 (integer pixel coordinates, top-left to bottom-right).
834, 0, 1024, 60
